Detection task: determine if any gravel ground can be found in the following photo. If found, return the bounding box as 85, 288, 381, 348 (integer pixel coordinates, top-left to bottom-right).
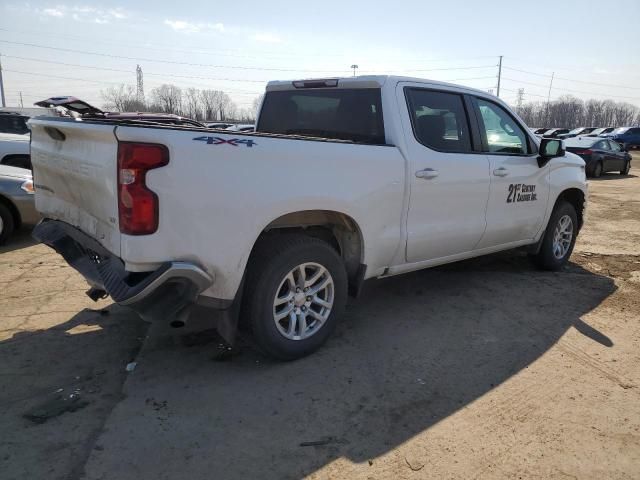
1, 153, 639, 480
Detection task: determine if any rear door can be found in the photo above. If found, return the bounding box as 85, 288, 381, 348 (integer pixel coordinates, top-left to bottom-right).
29, 118, 121, 255
607, 140, 626, 169
592, 140, 614, 171
399, 84, 490, 262
471, 96, 550, 249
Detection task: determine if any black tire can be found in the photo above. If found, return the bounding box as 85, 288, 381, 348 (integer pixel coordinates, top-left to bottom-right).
592, 161, 603, 178
533, 201, 578, 271
0, 202, 15, 245
243, 234, 348, 360
621, 160, 631, 175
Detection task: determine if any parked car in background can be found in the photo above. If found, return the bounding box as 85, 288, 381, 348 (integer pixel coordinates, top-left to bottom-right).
602, 127, 640, 150
532, 128, 550, 135
226, 124, 255, 132
557, 127, 598, 139
583, 127, 615, 137
206, 122, 235, 129
0, 164, 38, 244
542, 128, 570, 138
564, 137, 631, 177
0, 112, 30, 135
0, 132, 31, 169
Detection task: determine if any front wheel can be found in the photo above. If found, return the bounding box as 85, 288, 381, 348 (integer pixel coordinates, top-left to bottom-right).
243, 234, 348, 360
533, 201, 578, 271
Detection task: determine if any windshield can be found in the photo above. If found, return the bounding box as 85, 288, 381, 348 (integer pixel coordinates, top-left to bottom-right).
568, 128, 584, 134
258, 88, 385, 144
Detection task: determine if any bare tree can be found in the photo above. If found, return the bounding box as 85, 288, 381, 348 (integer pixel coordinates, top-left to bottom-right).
183, 88, 202, 120
515, 96, 639, 128
150, 84, 183, 114
101, 84, 145, 112
200, 89, 225, 121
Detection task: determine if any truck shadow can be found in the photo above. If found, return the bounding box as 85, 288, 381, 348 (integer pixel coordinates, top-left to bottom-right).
0, 227, 37, 254
588, 173, 637, 181
92, 251, 617, 479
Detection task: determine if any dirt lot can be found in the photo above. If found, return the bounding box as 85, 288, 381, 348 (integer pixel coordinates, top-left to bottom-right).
2, 153, 640, 480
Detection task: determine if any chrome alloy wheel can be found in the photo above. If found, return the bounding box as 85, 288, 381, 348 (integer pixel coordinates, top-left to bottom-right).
272, 262, 334, 340
552, 214, 573, 260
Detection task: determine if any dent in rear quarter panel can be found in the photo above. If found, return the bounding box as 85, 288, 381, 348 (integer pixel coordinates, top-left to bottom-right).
114, 125, 406, 300
29, 119, 121, 256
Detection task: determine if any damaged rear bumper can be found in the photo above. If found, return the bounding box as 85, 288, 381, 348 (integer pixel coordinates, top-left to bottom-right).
33, 219, 213, 327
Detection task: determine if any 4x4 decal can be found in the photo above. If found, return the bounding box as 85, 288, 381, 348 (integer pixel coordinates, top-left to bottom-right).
193, 136, 256, 147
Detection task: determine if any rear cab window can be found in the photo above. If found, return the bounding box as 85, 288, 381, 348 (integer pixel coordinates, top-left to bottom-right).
404, 88, 472, 153
257, 88, 385, 144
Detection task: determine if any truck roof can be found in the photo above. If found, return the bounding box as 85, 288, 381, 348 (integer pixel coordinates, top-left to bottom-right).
266, 75, 494, 98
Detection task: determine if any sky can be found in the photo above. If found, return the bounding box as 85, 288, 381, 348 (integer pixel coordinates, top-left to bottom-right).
1, 0, 639, 112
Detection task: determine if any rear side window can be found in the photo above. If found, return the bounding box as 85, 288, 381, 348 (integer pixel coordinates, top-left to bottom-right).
405, 88, 472, 153
476, 98, 529, 155
257, 88, 385, 144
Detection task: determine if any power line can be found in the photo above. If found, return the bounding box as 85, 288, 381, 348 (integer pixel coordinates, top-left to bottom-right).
503, 66, 640, 91
0, 39, 351, 73
502, 76, 640, 101
3, 69, 126, 85
0, 39, 500, 76
0, 27, 500, 63
2, 70, 264, 96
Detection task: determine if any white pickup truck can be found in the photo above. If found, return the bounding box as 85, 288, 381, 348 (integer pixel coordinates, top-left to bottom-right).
30, 76, 587, 359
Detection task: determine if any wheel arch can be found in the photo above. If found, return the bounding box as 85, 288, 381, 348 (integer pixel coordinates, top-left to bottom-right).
251, 209, 366, 295
554, 188, 585, 231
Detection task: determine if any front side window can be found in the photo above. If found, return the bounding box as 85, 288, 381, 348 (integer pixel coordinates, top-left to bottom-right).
405, 88, 472, 153
609, 141, 621, 152
476, 98, 529, 155
594, 140, 610, 150
257, 88, 384, 144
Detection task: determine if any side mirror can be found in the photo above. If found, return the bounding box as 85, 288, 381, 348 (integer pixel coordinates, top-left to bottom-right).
538, 138, 565, 167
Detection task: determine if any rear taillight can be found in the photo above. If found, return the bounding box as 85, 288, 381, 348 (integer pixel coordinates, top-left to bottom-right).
574, 149, 593, 155
117, 142, 169, 235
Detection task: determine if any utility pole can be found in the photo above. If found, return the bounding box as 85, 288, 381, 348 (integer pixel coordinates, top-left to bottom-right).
545, 72, 555, 124
0, 53, 6, 108
136, 64, 144, 103
496, 55, 503, 98
350, 64, 358, 77
516, 88, 524, 110
19, 91, 23, 108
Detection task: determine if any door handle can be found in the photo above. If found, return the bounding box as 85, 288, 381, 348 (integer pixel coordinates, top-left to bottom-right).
415, 168, 439, 179
493, 167, 509, 177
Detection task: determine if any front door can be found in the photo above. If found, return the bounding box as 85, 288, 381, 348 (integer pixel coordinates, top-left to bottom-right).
471, 97, 550, 249
399, 85, 491, 262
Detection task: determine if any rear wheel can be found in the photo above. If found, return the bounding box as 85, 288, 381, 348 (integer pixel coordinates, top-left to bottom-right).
243, 234, 348, 360
533, 201, 578, 271
0, 202, 15, 245
592, 161, 603, 178
621, 160, 631, 175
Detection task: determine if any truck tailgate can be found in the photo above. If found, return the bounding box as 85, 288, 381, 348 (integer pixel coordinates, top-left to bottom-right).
29, 118, 121, 256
